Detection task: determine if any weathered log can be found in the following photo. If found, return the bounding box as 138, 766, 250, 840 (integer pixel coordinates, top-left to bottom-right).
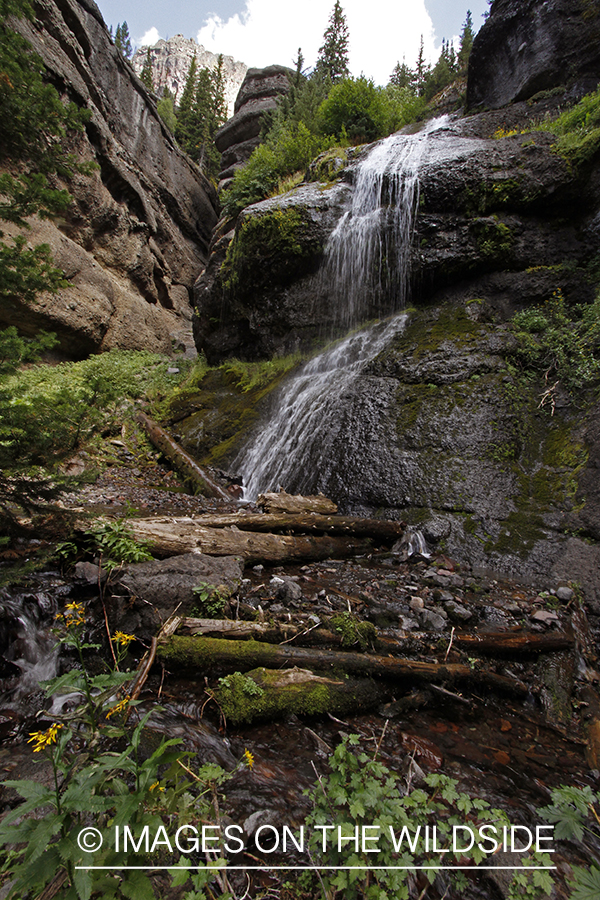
212, 666, 388, 724
135, 411, 230, 501
257, 490, 338, 515
142, 511, 405, 541
158, 635, 529, 696
451, 632, 574, 654
179, 617, 375, 650
128, 517, 372, 563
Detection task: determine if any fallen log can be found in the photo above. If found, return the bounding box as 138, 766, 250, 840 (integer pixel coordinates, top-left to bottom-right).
135, 411, 230, 501
128, 517, 372, 564
179, 617, 376, 650
158, 635, 529, 696
212, 667, 388, 724
257, 490, 337, 515
142, 511, 405, 541
450, 632, 574, 655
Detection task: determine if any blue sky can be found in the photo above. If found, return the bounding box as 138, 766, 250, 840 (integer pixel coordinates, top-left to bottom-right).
95, 0, 490, 85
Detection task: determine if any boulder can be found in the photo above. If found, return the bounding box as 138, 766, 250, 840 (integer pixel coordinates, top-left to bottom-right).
214, 65, 293, 186
467, 0, 600, 110
7, 0, 218, 357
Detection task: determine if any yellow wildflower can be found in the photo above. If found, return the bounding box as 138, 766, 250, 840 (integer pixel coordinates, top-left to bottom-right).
111, 631, 135, 647
149, 781, 165, 793
27, 723, 63, 753
243, 748, 254, 769
105, 696, 130, 719
60, 602, 86, 628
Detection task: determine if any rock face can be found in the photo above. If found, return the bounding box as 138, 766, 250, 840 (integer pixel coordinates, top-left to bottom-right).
131, 35, 247, 118
6, 0, 218, 358
215, 65, 293, 187
467, 0, 600, 109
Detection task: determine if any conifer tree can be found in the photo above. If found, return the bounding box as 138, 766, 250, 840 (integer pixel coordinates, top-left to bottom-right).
175, 56, 198, 149
414, 36, 429, 96
316, 1, 350, 82
114, 21, 132, 59
389, 58, 414, 90
140, 49, 154, 91
458, 10, 475, 71
157, 87, 177, 132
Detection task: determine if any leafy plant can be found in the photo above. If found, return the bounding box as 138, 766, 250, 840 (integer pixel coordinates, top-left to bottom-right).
540, 785, 600, 900
84, 520, 153, 571
536, 86, 600, 164
511, 290, 600, 391
304, 733, 553, 900
191, 581, 232, 618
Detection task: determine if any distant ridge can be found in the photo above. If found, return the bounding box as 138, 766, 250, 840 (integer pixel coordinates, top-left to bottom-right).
132, 35, 248, 118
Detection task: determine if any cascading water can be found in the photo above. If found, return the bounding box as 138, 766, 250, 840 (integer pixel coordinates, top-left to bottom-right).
236, 117, 451, 500
324, 115, 449, 329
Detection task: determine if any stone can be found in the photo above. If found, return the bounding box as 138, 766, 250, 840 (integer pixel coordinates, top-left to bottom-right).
419, 609, 447, 631
467, 0, 600, 110
276, 578, 303, 604
8, 0, 218, 357
556, 586, 574, 601
110, 553, 243, 636
132, 35, 247, 117
444, 600, 473, 623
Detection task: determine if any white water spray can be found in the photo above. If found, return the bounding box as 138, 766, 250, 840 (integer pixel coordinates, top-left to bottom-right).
237, 117, 451, 499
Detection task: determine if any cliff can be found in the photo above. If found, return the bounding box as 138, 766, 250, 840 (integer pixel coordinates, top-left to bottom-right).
4, 0, 218, 357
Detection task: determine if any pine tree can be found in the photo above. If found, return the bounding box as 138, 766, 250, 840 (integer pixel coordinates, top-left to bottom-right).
316, 1, 350, 82
458, 10, 475, 71
140, 49, 154, 91
414, 36, 430, 96
175, 56, 198, 150
157, 88, 177, 132
115, 21, 132, 59
389, 59, 414, 91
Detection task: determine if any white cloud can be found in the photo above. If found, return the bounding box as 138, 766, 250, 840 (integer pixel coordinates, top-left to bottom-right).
137, 26, 162, 48
197, 0, 436, 86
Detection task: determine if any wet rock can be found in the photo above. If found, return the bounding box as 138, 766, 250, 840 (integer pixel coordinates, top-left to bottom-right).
556, 586, 574, 602
419, 608, 447, 631
275, 578, 303, 604
73, 562, 106, 585
444, 600, 473, 623
467, 0, 600, 110
111, 553, 243, 635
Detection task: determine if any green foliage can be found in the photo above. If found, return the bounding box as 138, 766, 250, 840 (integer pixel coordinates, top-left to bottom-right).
157, 88, 177, 132
511, 290, 600, 390
191, 581, 231, 618
319, 76, 389, 142
304, 733, 545, 900
316, 0, 350, 82
0, 602, 247, 899
214, 671, 265, 724
0, 349, 176, 469
0, 0, 91, 303
0, 325, 58, 375
139, 48, 154, 91
221, 121, 328, 218
540, 785, 600, 900
175, 56, 227, 180
114, 21, 132, 58
536, 86, 600, 164
329, 612, 376, 650
84, 520, 153, 570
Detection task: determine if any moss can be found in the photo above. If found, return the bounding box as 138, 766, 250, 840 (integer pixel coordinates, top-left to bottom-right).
472, 217, 514, 261
328, 613, 377, 651
220, 207, 322, 300
308, 146, 349, 183
461, 178, 526, 215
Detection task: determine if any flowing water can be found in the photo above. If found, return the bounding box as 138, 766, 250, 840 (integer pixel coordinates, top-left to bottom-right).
237, 117, 453, 499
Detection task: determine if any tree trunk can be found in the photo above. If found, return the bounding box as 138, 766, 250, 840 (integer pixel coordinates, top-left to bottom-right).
158, 635, 529, 696
257, 491, 338, 515
135, 411, 230, 500
128, 517, 372, 563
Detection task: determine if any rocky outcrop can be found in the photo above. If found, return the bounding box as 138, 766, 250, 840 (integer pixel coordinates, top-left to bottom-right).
215, 65, 293, 187
467, 0, 600, 110
131, 36, 247, 117
6, 0, 218, 357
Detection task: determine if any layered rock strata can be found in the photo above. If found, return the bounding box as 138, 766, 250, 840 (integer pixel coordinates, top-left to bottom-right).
6, 0, 218, 357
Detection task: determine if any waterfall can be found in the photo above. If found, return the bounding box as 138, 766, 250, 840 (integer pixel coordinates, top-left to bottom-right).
236, 118, 448, 500
324, 115, 449, 328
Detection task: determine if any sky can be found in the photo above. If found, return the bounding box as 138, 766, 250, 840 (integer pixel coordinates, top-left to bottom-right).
95, 0, 490, 86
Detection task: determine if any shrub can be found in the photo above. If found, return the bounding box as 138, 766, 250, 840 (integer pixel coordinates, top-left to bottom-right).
318, 76, 389, 143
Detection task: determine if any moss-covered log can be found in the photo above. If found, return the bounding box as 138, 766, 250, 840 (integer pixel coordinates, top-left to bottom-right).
128, 517, 372, 563
212, 667, 388, 724
158, 635, 528, 696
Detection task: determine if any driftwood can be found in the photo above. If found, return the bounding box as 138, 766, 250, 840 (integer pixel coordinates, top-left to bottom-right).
257, 490, 338, 515
135, 411, 230, 501
139, 511, 405, 541
158, 635, 529, 696
128, 516, 372, 563
212, 666, 388, 725
449, 632, 574, 655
